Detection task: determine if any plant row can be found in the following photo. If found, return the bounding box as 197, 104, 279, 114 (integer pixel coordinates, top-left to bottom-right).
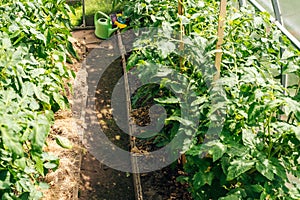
124, 0, 300, 199
0, 0, 76, 199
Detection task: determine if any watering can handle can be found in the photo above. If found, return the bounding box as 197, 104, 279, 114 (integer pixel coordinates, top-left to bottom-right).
94, 11, 110, 22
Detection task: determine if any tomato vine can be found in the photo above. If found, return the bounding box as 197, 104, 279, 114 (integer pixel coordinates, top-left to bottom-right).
125, 0, 300, 199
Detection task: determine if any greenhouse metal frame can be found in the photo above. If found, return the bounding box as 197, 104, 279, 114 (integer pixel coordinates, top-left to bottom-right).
75, 0, 300, 50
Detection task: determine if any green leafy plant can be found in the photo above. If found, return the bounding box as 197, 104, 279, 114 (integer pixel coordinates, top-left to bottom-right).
125, 0, 300, 199
0, 0, 76, 198
68, 0, 128, 26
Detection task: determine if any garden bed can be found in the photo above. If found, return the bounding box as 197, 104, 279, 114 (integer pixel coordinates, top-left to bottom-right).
43, 29, 192, 200
2, 0, 298, 199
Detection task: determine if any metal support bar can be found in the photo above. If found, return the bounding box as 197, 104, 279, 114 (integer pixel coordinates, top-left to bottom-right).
82, 0, 86, 27
271, 0, 287, 93
271, 0, 283, 24
248, 0, 300, 50
238, 0, 247, 8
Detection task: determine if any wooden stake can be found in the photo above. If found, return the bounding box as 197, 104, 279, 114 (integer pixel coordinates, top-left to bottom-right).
178, 0, 185, 72
177, 0, 187, 165
117, 30, 143, 200
214, 0, 227, 80
178, 0, 183, 15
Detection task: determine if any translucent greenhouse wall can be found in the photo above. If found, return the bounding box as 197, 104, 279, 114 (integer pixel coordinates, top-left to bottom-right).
241, 0, 300, 94
255, 0, 300, 40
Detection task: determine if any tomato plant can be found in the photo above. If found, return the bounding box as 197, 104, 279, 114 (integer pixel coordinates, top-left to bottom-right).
0, 0, 76, 199
125, 0, 300, 199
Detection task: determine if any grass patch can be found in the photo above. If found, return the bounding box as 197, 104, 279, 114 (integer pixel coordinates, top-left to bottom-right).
68, 0, 126, 27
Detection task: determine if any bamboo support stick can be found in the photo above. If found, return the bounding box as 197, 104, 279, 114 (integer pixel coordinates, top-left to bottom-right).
178, 0, 187, 165
214, 0, 227, 81
178, 0, 185, 72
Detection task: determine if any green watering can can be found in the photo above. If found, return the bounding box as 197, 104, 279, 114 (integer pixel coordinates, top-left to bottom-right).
94, 11, 118, 39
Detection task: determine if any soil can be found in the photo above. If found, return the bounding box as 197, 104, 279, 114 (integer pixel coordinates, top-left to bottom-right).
79, 57, 135, 200
41, 31, 86, 200
42, 29, 192, 200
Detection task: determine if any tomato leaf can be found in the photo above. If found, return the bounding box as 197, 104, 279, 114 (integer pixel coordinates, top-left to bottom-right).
227, 160, 255, 181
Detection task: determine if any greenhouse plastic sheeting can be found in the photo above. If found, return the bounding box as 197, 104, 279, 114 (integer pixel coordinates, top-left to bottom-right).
255, 0, 300, 40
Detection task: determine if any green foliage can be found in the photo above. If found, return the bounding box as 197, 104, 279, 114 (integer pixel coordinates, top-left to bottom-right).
0, 0, 75, 199
68, 0, 128, 27
56, 135, 73, 149
125, 0, 300, 199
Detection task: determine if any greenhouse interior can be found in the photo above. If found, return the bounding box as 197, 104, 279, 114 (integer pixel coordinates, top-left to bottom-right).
0, 0, 299, 199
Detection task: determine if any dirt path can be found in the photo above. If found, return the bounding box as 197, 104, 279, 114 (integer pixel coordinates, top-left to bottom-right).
42, 30, 136, 200
79, 56, 135, 199
43, 29, 192, 200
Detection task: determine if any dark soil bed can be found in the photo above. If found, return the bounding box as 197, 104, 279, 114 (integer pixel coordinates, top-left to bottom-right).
92, 55, 192, 200
45, 30, 192, 200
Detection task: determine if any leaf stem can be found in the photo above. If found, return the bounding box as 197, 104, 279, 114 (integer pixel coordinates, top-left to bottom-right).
267, 111, 274, 158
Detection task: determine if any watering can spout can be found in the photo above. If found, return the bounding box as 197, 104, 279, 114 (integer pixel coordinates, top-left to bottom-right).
108, 27, 118, 36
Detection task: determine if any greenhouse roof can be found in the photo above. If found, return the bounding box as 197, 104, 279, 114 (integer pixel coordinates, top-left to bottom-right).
255, 0, 300, 40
